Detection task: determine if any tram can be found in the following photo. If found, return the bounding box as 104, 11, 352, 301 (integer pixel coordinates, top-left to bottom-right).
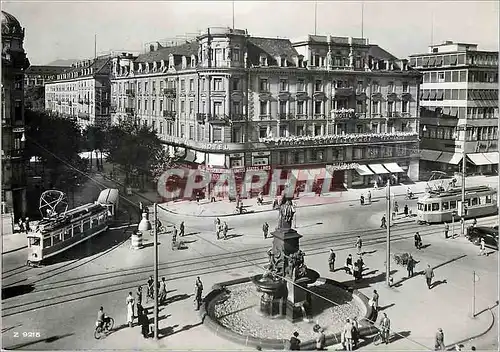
26, 188, 119, 266
416, 185, 497, 225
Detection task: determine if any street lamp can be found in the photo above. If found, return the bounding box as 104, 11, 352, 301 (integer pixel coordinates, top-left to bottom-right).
385, 179, 391, 287
456, 124, 469, 237
138, 207, 159, 340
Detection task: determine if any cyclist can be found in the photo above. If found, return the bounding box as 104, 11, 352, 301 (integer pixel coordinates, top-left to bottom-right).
379, 313, 391, 344
96, 306, 108, 330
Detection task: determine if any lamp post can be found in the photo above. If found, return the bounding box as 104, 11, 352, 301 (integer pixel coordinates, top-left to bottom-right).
456, 124, 469, 237
386, 179, 391, 286
138, 207, 158, 339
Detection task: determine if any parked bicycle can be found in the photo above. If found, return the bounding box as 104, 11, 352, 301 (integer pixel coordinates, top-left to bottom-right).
372, 328, 391, 346
94, 316, 114, 339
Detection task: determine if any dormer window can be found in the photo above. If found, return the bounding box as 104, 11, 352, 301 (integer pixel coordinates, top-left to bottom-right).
168, 55, 175, 69
280, 57, 287, 67
191, 55, 196, 68
182, 56, 187, 69
260, 55, 267, 66
153, 62, 157, 72
160, 60, 165, 69
233, 48, 240, 62
298, 56, 304, 67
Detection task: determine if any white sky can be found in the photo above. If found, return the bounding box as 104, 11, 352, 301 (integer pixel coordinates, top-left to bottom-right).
3, 1, 499, 65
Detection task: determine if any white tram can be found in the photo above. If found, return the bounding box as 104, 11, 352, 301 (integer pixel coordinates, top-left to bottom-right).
26, 189, 119, 266
416, 185, 497, 225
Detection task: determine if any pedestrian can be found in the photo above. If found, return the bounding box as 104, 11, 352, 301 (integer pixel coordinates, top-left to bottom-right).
196, 192, 200, 203
367, 190, 372, 204
18, 218, 24, 233
380, 214, 387, 228
479, 238, 486, 256
414, 232, 422, 250
195, 276, 203, 310
159, 277, 167, 304
435, 328, 445, 350
172, 225, 178, 243
354, 256, 364, 281
407, 255, 415, 278
352, 316, 359, 348
379, 313, 391, 344
444, 223, 449, 239
223, 221, 229, 240
215, 218, 221, 240
136, 286, 143, 316
179, 221, 185, 237
289, 331, 301, 350
147, 276, 154, 302
345, 254, 353, 274
328, 249, 336, 272
263, 222, 269, 239
472, 218, 477, 228
424, 264, 434, 289
404, 204, 409, 217
25, 217, 31, 232
360, 194, 364, 206
370, 289, 379, 312
343, 318, 353, 351
126, 291, 135, 327
355, 236, 362, 255
394, 201, 399, 214
139, 308, 150, 338
313, 324, 325, 350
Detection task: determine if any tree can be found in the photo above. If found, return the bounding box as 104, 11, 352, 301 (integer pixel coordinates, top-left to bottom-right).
83, 125, 106, 170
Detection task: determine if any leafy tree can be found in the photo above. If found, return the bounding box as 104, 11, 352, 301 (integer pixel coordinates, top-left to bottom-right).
83, 125, 106, 170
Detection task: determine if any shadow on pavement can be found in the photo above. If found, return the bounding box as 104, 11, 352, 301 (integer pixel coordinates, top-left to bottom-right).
420, 244, 431, 249
5, 333, 74, 349
163, 293, 192, 306
2, 284, 34, 299
158, 321, 204, 339
344, 269, 398, 289
362, 250, 378, 255
389, 330, 411, 343
430, 279, 448, 289
182, 232, 200, 237
378, 303, 395, 311
225, 234, 244, 239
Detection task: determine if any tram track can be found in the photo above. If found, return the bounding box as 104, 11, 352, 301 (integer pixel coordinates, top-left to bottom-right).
3, 216, 496, 318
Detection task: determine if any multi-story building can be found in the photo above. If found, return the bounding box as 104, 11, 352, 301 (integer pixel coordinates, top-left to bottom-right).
24, 65, 68, 110
44, 56, 112, 128
410, 41, 498, 177
1, 11, 30, 231
111, 28, 421, 197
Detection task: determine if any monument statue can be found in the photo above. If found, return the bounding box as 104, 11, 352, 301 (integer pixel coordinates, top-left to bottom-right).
326, 50, 333, 68
278, 200, 295, 229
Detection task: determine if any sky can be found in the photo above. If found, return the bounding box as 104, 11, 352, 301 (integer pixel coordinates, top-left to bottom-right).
2, 1, 499, 65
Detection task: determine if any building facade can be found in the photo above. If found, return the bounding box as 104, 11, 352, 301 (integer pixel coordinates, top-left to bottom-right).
111, 28, 421, 198
1, 11, 30, 228
410, 41, 498, 178
44, 57, 112, 128
24, 65, 68, 110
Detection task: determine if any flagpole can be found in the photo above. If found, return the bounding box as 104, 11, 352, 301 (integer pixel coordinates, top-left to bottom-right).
314, 1, 318, 35
361, 2, 364, 39
232, 1, 235, 29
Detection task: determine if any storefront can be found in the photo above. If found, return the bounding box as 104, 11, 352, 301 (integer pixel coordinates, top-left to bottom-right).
467, 152, 499, 175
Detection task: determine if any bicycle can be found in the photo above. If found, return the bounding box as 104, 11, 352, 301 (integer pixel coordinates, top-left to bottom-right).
94, 316, 114, 339
372, 329, 390, 346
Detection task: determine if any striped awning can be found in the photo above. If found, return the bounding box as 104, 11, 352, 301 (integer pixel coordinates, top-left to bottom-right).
484, 152, 499, 164
355, 165, 374, 176
368, 164, 390, 174
437, 152, 462, 165
420, 149, 443, 162
384, 163, 404, 173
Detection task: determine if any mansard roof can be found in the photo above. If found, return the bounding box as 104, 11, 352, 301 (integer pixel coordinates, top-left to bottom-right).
25, 65, 69, 76
247, 37, 299, 65
135, 41, 199, 63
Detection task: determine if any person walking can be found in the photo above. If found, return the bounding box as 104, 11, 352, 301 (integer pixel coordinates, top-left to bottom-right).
18, 218, 24, 233
424, 264, 434, 289
179, 221, 185, 237
479, 238, 486, 256
313, 324, 325, 350
394, 201, 399, 214
343, 319, 353, 351
126, 292, 135, 327
371, 290, 379, 312
345, 254, 353, 274
215, 218, 221, 240
352, 317, 359, 349
25, 217, 31, 233
222, 221, 229, 240
435, 328, 445, 350
328, 249, 336, 272
289, 331, 301, 350
172, 226, 178, 243
136, 286, 143, 316
444, 223, 449, 239
380, 214, 387, 229
407, 255, 415, 278
147, 276, 154, 302
139, 308, 150, 338
380, 313, 391, 344
262, 222, 269, 239
404, 204, 409, 217
355, 236, 362, 255
195, 276, 203, 311
367, 190, 372, 204
414, 232, 422, 250
354, 255, 364, 281
159, 277, 167, 304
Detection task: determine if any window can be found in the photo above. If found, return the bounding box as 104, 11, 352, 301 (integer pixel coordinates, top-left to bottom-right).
213, 127, 222, 142
214, 78, 223, 91
402, 101, 409, 113
297, 101, 304, 115
152, 81, 156, 93
233, 101, 241, 114
438, 72, 445, 82
486, 195, 492, 203
189, 101, 194, 116
431, 203, 439, 211
372, 81, 379, 92
43, 237, 52, 248
471, 197, 479, 206
372, 101, 380, 114
189, 125, 194, 140
152, 121, 156, 131
444, 89, 451, 100
279, 101, 287, 114
297, 79, 305, 92
279, 151, 288, 164
189, 79, 194, 91
452, 71, 459, 82
450, 200, 457, 209
259, 78, 268, 92
280, 79, 288, 92
260, 55, 267, 66
159, 122, 164, 134
144, 100, 148, 112
233, 48, 240, 61
180, 124, 185, 137
144, 82, 148, 93
180, 80, 186, 91
314, 101, 322, 114
357, 80, 364, 92
259, 127, 267, 138
160, 100, 163, 111
213, 102, 222, 116
260, 101, 268, 115
402, 82, 408, 92
180, 101, 185, 113
315, 80, 322, 92
232, 78, 240, 91
152, 100, 155, 112
387, 82, 394, 93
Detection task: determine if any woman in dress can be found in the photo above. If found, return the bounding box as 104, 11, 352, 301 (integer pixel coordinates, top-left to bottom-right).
126, 292, 135, 327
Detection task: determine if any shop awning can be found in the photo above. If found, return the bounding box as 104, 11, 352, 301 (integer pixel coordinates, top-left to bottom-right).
420, 149, 443, 162
467, 153, 492, 166
437, 152, 462, 165
355, 165, 374, 176
291, 168, 327, 181
483, 152, 499, 164
184, 149, 196, 163
195, 151, 205, 164
207, 153, 225, 167
383, 163, 405, 173
368, 164, 390, 174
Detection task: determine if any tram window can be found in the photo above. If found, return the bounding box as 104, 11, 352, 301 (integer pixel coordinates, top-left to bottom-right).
83, 221, 90, 231
64, 230, 72, 241
486, 195, 492, 203
442, 202, 449, 210
29, 238, 41, 246
53, 233, 62, 245
479, 197, 485, 204
471, 198, 478, 206
417, 203, 424, 211
74, 225, 81, 235
450, 200, 457, 209
43, 237, 52, 248
432, 203, 439, 211
92, 218, 98, 227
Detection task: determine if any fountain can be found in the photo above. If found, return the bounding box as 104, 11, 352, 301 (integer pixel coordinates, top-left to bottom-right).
252, 197, 320, 322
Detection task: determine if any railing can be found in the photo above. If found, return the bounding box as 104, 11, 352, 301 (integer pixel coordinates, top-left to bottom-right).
259, 114, 271, 120
314, 113, 326, 119
386, 112, 401, 118
208, 114, 230, 124
401, 112, 412, 118
163, 111, 176, 120
295, 114, 308, 120
333, 87, 354, 97
164, 88, 176, 97
84, 99, 90, 105
259, 132, 419, 147
278, 113, 288, 120
230, 114, 247, 121
355, 113, 367, 119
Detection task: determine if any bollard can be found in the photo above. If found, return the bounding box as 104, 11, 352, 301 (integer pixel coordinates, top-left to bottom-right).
131, 230, 143, 249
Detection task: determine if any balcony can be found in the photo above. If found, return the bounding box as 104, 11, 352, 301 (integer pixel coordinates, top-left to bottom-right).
125, 107, 135, 115
125, 89, 135, 97
259, 114, 271, 120
78, 112, 89, 120
295, 114, 308, 120
355, 113, 367, 119
258, 132, 419, 147
230, 114, 247, 122
331, 109, 355, 120
278, 113, 288, 120
208, 114, 230, 125
386, 112, 401, 119
401, 112, 412, 118
163, 111, 176, 120
196, 113, 206, 123
163, 88, 176, 98
333, 87, 354, 98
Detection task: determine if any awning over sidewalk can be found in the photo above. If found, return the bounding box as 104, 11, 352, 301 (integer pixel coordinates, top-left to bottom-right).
368, 164, 390, 174
291, 168, 329, 181
195, 151, 205, 164
420, 149, 443, 162
355, 165, 374, 176
468, 152, 499, 166
437, 152, 462, 165
184, 149, 196, 163
383, 163, 404, 173
207, 153, 226, 167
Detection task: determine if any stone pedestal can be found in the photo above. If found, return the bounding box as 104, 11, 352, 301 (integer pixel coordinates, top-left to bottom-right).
285, 280, 308, 322
271, 227, 302, 258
